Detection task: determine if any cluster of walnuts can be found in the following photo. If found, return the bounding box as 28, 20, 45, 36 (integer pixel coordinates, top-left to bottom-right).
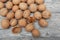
0, 0, 51, 37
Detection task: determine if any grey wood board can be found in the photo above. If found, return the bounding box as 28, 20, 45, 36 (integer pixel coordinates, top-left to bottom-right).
0, 0, 60, 40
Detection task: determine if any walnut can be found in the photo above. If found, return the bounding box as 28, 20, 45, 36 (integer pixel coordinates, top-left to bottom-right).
27, 16, 36, 23
12, 27, 21, 34
32, 29, 40, 37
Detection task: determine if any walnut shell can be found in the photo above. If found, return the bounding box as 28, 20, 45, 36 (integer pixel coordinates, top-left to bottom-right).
6, 1, 13, 9
12, 27, 21, 34
10, 19, 17, 26
38, 4, 46, 11
27, 16, 36, 23
27, 0, 35, 5
0, 8, 8, 16
12, 5, 19, 12
42, 10, 51, 19
0, 2, 4, 9
1, 19, 10, 29
23, 10, 30, 18
19, 3, 28, 10
15, 10, 23, 19
34, 11, 42, 19
39, 19, 48, 27
6, 11, 15, 20
35, 0, 44, 4
25, 23, 34, 32
18, 19, 27, 27
32, 29, 40, 37
29, 4, 37, 12
12, 0, 21, 4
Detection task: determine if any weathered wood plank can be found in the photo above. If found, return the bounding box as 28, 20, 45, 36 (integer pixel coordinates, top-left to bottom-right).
45, 0, 60, 12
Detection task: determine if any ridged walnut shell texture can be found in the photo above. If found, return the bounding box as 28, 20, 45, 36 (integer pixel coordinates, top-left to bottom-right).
1, 19, 10, 29
39, 19, 48, 28
12, 27, 21, 34
32, 29, 40, 37
0, 2, 4, 9
25, 23, 34, 32
0, 8, 8, 16
18, 19, 27, 27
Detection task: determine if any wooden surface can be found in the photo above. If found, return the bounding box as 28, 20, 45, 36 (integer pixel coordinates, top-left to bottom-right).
0, 0, 60, 40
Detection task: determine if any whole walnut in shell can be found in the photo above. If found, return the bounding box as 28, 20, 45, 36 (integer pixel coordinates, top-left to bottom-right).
6, 1, 13, 9
35, 0, 44, 4
34, 11, 42, 19
18, 19, 27, 27
38, 4, 46, 11
1, 19, 10, 29
25, 23, 34, 32
27, 0, 35, 5
15, 10, 23, 19
10, 19, 17, 26
6, 11, 15, 20
42, 10, 51, 19
0, 2, 4, 9
32, 29, 40, 37
12, 0, 21, 4
23, 10, 30, 18
0, 8, 8, 16
19, 3, 28, 10
39, 19, 48, 27
12, 5, 19, 12
12, 27, 21, 34
29, 4, 37, 12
